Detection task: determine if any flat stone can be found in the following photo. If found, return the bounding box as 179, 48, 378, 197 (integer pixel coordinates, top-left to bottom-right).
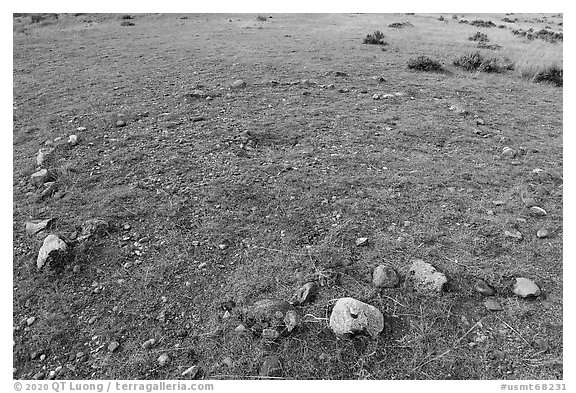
76, 127, 87, 132
329, 297, 384, 337
30, 169, 52, 188
355, 237, 368, 246
231, 80, 246, 88
513, 278, 541, 298
504, 230, 523, 240
484, 298, 502, 311
115, 120, 126, 127
474, 279, 495, 296
26, 316, 36, 326
408, 259, 447, 292
536, 228, 549, 238
25, 218, 53, 236
372, 265, 399, 288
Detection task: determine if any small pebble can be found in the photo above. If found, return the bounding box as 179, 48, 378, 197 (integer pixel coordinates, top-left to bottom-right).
88, 316, 97, 324
108, 341, 120, 353
222, 357, 233, 368
198, 262, 207, 269
474, 279, 495, 296
355, 237, 368, 246
182, 365, 199, 378
157, 353, 170, 367
33, 372, 45, 380
513, 277, 541, 298
484, 298, 502, 311
76, 126, 87, 132
537, 228, 549, 238
530, 206, 547, 216
142, 338, 156, 349
115, 120, 126, 127
26, 317, 36, 326
234, 324, 246, 333
73, 265, 81, 274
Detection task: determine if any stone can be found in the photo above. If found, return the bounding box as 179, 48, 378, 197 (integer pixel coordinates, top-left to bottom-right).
33, 372, 45, 380
37, 234, 68, 270
372, 265, 399, 288
68, 135, 78, 145
108, 341, 120, 352
262, 328, 279, 340
372, 94, 380, 100
492, 200, 505, 206
260, 355, 282, 377
294, 282, 317, 305
76, 126, 87, 132
329, 297, 384, 337
182, 365, 199, 378
39, 182, 58, 200
537, 228, 549, 238
30, 169, 52, 188
36, 149, 49, 166
26, 316, 36, 326
484, 298, 502, 311
408, 259, 447, 292
25, 218, 53, 236
234, 324, 246, 333
530, 206, 547, 216
513, 278, 541, 298
504, 230, 523, 240
222, 357, 233, 367
142, 338, 156, 349
534, 338, 549, 352
283, 310, 299, 332
78, 219, 109, 240
231, 80, 246, 88
474, 279, 494, 296
115, 120, 126, 127
502, 147, 516, 158
73, 265, 81, 274
88, 316, 97, 324
355, 237, 368, 246
157, 353, 170, 366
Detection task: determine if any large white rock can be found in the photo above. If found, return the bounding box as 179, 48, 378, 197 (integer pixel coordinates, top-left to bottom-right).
409, 259, 447, 292
37, 234, 68, 270
329, 297, 384, 337
513, 278, 541, 298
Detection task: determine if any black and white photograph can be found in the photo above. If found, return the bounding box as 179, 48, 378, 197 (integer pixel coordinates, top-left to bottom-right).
11, 5, 565, 387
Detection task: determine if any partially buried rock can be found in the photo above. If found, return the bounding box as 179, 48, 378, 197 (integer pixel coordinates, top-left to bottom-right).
68, 135, 78, 146
474, 279, 494, 296
260, 355, 282, 377
182, 365, 199, 378
157, 353, 170, 367
38, 182, 58, 200
108, 341, 120, 353
36, 149, 49, 167
30, 169, 52, 188
484, 298, 502, 311
355, 237, 368, 246
37, 234, 68, 270
329, 297, 384, 338
537, 228, 549, 238
25, 218, 54, 236
231, 80, 246, 89
372, 265, 399, 288
408, 260, 447, 292
513, 278, 541, 298
142, 338, 156, 350
504, 229, 523, 240
530, 206, 547, 216
78, 219, 109, 240
294, 282, 317, 305
115, 120, 126, 127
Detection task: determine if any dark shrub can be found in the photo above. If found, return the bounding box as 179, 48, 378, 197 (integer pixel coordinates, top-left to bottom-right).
438, 15, 445, 21
388, 22, 413, 28
470, 19, 496, 28
502, 17, 517, 23
121, 14, 133, 20
452, 15, 458, 20
498, 24, 506, 29
30, 13, 58, 24
363, 31, 387, 45
459, 19, 469, 24
407, 56, 444, 72
469, 32, 488, 42
121, 21, 135, 27
256, 15, 267, 22
532, 65, 563, 87
477, 42, 502, 50
453, 52, 512, 73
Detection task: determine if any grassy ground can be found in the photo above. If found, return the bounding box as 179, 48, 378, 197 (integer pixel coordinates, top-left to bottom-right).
13, 13, 562, 380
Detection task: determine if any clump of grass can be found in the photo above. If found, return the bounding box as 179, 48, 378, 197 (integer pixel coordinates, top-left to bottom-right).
407, 56, 444, 72
477, 42, 502, 50
120, 21, 135, 27
498, 24, 507, 29
388, 21, 413, 28
469, 19, 496, 28
363, 31, 388, 46
438, 15, 445, 21
458, 19, 469, 24
30, 13, 58, 24
502, 17, 517, 23
512, 28, 563, 43
523, 65, 563, 87
469, 31, 488, 42
256, 15, 267, 22
452, 15, 458, 20
121, 14, 133, 20
453, 52, 513, 73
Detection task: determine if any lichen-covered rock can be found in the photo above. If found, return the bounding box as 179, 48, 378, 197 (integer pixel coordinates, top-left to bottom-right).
329, 297, 384, 337
408, 259, 447, 292
372, 265, 399, 288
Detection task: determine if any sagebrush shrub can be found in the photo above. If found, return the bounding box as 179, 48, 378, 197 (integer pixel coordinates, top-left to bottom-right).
470, 19, 496, 28
363, 31, 387, 45
453, 52, 512, 73
256, 15, 267, 22
532, 65, 563, 86
121, 14, 133, 20
121, 21, 135, 27
388, 22, 413, 28
407, 56, 443, 72
469, 32, 488, 42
